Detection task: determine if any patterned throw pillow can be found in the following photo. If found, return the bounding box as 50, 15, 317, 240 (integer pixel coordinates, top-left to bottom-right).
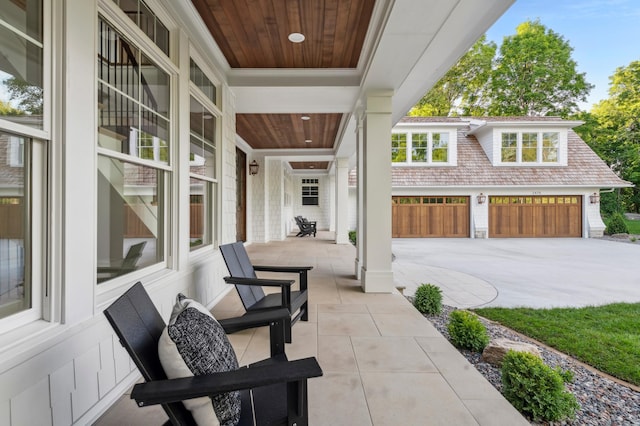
158, 294, 240, 426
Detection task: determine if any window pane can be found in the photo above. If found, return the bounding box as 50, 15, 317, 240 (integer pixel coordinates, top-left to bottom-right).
140, 53, 169, 118
411, 133, 427, 162
190, 178, 212, 249
501, 133, 517, 162
190, 96, 216, 178
114, 0, 169, 56
140, 109, 169, 163
432, 133, 448, 162
0, 133, 29, 318
522, 133, 537, 162
542, 132, 559, 162
391, 133, 407, 162
0, 1, 42, 41
98, 20, 139, 98
98, 82, 139, 152
190, 59, 216, 105
98, 19, 170, 163
0, 16, 44, 130
97, 156, 163, 283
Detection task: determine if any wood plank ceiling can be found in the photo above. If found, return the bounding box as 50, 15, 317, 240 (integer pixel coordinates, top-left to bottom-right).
190, 0, 375, 156
190, 0, 374, 69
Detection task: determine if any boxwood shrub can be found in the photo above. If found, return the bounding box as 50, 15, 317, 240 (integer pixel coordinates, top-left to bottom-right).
501, 351, 579, 422
413, 283, 442, 315
447, 310, 489, 352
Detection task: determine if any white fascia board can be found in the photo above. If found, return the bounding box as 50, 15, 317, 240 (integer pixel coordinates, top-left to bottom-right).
395, 121, 468, 129
252, 148, 334, 158
384, 0, 516, 123
232, 86, 360, 113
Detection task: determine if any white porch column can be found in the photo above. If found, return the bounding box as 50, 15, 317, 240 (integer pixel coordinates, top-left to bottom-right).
355, 114, 364, 279
361, 92, 393, 292
334, 157, 349, 244
329, 173, 336, 232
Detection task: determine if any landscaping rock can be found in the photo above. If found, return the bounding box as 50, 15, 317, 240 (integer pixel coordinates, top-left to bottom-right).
482, 338, 541, 366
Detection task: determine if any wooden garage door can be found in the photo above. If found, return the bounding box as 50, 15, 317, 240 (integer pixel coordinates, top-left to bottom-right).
392, 196, 469, 238
489, 196, 582, 238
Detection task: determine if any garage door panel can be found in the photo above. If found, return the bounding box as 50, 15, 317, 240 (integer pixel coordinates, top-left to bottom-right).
490, 196, 581, 238
392, 197, 469, 238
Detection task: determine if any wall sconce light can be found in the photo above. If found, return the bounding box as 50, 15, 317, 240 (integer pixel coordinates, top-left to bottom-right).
589, 192, 600, 204
249, 160, 259, 176
477, 193, 486, 204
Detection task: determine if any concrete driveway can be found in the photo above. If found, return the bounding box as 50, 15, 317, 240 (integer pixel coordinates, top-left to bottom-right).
392, 238, 640, 309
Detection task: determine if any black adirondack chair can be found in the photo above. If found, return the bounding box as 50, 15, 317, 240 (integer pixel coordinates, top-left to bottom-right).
103, 281, 322, 426
97, 241, 147, 283
294, 216, 316, 237
219, 241, 312, 343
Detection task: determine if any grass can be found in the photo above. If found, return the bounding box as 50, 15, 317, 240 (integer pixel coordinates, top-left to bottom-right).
473, 303, 640, 386
624, 218, 640, 235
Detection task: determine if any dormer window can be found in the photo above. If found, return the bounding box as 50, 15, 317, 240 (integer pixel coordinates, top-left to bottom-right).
500, 132, 559, 164
392, 131, 452, 165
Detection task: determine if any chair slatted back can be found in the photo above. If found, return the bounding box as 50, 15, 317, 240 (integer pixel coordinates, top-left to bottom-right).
104, 282, 195, 425
219, 242, 266, 309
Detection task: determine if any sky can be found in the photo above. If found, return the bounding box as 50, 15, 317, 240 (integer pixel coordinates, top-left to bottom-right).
485, 0, 640, 111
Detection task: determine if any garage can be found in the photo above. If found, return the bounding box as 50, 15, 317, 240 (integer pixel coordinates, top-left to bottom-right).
392, 196, 469, 237
489, 196, 582, 237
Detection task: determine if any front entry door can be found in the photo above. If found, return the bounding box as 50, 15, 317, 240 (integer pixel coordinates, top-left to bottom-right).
236, 148, 247, 242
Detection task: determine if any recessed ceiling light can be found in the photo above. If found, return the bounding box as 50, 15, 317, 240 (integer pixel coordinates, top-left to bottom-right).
305, 139, 312, 143
288, 32, 305, 43
301, 115, 310, 120
309, 165, 315, 168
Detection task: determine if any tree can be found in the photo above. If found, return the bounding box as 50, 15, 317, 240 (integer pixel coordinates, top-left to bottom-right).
0, 100, 23, 116
586, 61, 640, 212
409, 36, 496, 117
3, 77, 43, 115
487, 20, 592, 117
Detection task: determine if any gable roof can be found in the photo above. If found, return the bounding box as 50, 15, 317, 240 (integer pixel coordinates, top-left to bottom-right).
350, 117, 632, 189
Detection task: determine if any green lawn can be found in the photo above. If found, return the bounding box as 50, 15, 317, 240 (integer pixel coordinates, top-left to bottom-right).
624, 218, 640, 234
473, 303, 640, 386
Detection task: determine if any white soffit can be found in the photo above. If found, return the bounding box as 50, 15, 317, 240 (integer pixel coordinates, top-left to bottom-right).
233, 86, 359, 113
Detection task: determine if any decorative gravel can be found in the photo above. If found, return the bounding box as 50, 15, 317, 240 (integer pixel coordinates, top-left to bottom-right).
417, 303, 640, 425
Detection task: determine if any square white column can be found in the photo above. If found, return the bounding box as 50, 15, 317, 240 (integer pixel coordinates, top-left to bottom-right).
361, 92, 393, 293
334, 157, 350, 244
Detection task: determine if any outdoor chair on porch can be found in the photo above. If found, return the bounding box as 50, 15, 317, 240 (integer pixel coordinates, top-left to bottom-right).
103, 281, 322, 426
294, 216, 316, 237
97, 241, 147, 283
219, 241, 312, 343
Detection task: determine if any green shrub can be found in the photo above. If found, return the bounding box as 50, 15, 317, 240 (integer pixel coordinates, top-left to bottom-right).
447, 310, 489, 352
501, 351, 580, 422
606, 212, 629, 235
413, 284, 442, 315
348, 230, 356, 245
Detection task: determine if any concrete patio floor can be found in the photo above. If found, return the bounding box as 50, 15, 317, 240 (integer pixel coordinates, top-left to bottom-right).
95, 232, 528, 425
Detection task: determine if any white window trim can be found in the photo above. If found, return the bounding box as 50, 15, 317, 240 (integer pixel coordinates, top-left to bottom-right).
391, 129, 455, 166
499, 131, 561, 166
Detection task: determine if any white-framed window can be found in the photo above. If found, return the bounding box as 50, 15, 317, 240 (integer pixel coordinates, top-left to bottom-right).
0, 0, 47, 325
112, 0, 169, 56
500, 132, 559, 164
96, 14, 171, 284
301, 178, 319, 206
189, 64, 219, 250
392, 131, 451, 164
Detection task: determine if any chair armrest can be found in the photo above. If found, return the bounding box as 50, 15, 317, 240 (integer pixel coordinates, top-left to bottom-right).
223, 276, 294, 287
220, 309, 288, 356
132, 357, 323, 406
253, 265, 313, 273
219, 308, 289, 333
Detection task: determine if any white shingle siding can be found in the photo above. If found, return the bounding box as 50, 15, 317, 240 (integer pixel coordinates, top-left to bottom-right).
294, 175, 330, 230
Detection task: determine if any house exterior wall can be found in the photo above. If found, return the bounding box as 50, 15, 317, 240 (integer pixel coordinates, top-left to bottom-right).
293, 174, 331, 230
0, 1, 239, 424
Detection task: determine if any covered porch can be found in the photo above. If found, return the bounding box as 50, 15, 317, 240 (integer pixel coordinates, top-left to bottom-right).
97, 232, 527, 425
